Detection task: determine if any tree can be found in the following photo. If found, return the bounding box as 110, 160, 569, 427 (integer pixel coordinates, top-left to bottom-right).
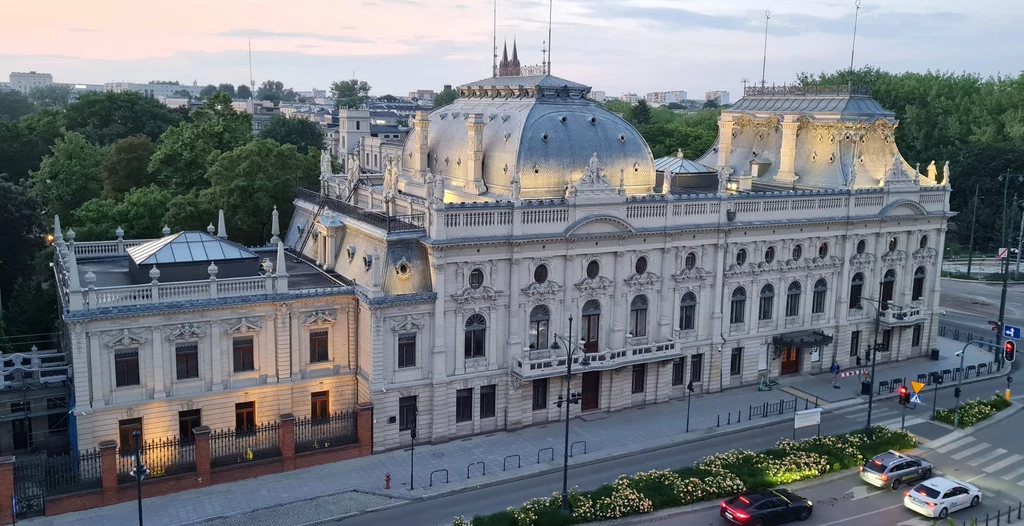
702, 99, 720, 109
331, 79, 372, 109
99, 136, 157, 199
0, 276, 58, 341
29, 85, 73, 109
163, 190, 217, 233
432, 85, 458, 109
0, 91, 36, 121
204, 139, 318, 245
217, 83, 237, 98
63, 91, 182, 145
666, 102, 685, 110
72, 185, 172, 240
259, 116, 326, 155
0, 121, 39, 182
200, 84, 218, 98
632, 99, 653, 125
257, 80, 286, 102
149, 92, 252, 192
379, 94, 399, 102
28, 131, 109, 219
171, 89, 193, 100
237, 84, 252, 99
0, 176, 45, 314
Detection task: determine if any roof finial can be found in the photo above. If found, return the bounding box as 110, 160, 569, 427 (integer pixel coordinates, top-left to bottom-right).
492, 0, 498, 77
217, 209, 228, 239
546, 0, 553, 75
270, 205, 281, 244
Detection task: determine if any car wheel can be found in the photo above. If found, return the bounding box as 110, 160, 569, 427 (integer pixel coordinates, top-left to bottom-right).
797, 507, 812, 521
891, 478, 901, 490
971, 495, 980, 507
938, 507, 948, 519
922, 469, 932, 480
755, 518, 766, 526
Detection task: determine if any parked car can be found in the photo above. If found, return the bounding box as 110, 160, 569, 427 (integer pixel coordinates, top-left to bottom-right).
720, 488, 813, 525
860, 450, 933, 490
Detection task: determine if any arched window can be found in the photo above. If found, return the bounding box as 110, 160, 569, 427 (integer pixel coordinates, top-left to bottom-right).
630, 295, 649, 337
528, 306, 550, 351
812, 278, 828, 314
730, 287, 747, 324
758, 284, 775, 321
912, 266, 926, 301
881, 269, 897, 310
849, 273, 864, 309
785, 281, 801, 317
582, 300, 601, 352
464, 314, 486, 358
679, 292, 697, 331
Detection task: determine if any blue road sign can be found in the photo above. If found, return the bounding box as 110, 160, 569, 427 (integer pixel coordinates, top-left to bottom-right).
1004, 324, 1021, 340
910, 393, 922, 404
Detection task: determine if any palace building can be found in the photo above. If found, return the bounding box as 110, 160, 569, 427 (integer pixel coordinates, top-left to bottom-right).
56, 77, 952, 454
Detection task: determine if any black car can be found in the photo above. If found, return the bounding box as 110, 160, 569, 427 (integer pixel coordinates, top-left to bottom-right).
720, 488, 813, 525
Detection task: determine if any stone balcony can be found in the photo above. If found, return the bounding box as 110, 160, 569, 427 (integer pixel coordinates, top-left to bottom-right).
511, 341, 680, 381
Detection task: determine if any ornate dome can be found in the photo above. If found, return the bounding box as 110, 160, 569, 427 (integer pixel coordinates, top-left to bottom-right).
402, 75, 656, 200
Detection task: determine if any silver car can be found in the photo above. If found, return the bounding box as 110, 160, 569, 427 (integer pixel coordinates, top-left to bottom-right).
860, 450, 933, 490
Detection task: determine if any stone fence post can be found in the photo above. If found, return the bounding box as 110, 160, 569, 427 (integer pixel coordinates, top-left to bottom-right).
0, 456, 14, 520
279, 414, 296, 472
193, 426, 212, 487
98, 441, 118, 505
356, 404, 373, 455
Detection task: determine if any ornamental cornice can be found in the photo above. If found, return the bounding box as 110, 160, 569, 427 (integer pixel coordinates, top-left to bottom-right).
390, 314, 425, 333
165, 323, 205, 342
672, 266, 710, 283
623, 272, 660, 292
104, 328, 147, 348
302, 309, 338, 326
849, 252, 876, 270
881, 250, 907, 268
521, 280, 563, 301
574, 276, 614, 293
912, 247, 938, 265
224, 317, 263, 334
451, 285, 502, 305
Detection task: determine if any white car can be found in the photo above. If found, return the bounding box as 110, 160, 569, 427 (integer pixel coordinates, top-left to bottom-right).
903, 477, 981, 519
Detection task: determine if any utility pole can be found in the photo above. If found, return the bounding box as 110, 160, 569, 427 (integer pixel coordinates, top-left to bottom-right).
967, 184, 979, 278
997, 170, 1023, 370
1016, 199, 1024, 279
760, 8, 771, 88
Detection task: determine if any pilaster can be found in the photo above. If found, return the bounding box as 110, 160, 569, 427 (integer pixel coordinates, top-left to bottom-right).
776, 115, 800, 184
716, 116, 734, 168
611, 251, 627, 349
151, 327, 165, 398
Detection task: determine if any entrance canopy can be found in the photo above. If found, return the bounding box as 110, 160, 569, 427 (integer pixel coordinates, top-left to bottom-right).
772, 330, 834, 348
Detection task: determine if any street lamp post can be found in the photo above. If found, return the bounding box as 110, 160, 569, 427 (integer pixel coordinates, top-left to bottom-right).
130, 430, 149, 526
409, 402, 417, 490
859, 295, 907, 441
997, 171, 1024, 372
549, 315, 590, 515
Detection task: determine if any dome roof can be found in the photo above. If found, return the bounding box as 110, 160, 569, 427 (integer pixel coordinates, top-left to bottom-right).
402, 75, 656, 200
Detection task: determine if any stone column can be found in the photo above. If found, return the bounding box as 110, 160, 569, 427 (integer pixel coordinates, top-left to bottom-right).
411, 111, 430, 176
464, 113, 487, 194
611, 251, 627, 349
776, 115, 801, 184
716, 116, 734, 169
430, 259, 450, 444
193, 426, 211, 487
98, 441, 118, 504
658, 245, 674, 340
279, 414, 296, 472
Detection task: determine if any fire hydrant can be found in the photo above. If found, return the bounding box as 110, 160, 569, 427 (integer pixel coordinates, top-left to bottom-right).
385, 472, 391, 490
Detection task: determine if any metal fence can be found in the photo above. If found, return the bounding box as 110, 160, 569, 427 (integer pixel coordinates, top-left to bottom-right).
14, 449, 103, 519
295, 410, 358, 454
117, 436, 196, 484
939, 324, 1000, 347
210, 422, 281, 468
748, 397, 798, 419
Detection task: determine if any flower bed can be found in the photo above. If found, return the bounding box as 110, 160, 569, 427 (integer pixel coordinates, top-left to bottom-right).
451, 426, 915, 526
932, 395, 1011, 428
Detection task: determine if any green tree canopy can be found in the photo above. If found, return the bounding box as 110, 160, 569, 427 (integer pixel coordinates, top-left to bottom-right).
63, 91, 182, 145
204, 139, 318, 245
632, 99, 653, 125
379, 94, 399, 102
72, 185, 172, 241
258, 116, 326, 155
29, 85, 73, 109
171, 89, 193, 99
217, 83, 237, 98
163, 190, 218, 233
28, 131, 109, 219
257, 80, 288, 102
0, 121, 40, 182
331, 79, 372, 109
0, 91, 36, 121
0, 276, 57, 340
0, 176, 45, 313
199, 85, 218, 98
432, 85, 458, 109
100, 135, 157, 200
149, 92, 252, 192
237, 84, 252, 99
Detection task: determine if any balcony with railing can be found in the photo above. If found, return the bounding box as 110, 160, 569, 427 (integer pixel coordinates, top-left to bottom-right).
511, 341, 680, 380
0, 347, 70, 389
296, 187, 424, 233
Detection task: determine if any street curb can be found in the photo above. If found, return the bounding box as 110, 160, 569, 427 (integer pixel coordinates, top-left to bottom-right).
171, 489, 412, 526
963, 401, 1024, 433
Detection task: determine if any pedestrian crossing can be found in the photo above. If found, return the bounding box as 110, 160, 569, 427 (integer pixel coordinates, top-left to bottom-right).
831, 403, 928, 431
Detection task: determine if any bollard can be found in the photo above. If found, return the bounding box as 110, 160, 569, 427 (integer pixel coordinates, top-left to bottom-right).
717, 414, 720, 427
727, 412, 732, 425
738, 410, 742, 423
1018, 501, 1021, 519
987, 512, 990, 526
385, 472, 391, 490
998, 509, 1001, 526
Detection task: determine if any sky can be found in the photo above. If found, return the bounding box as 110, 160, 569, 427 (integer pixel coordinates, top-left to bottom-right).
2, 0, 1022, 99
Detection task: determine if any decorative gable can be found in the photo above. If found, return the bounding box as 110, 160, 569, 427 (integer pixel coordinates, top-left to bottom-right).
165, 323, 205, 342
303, 309, 338, 326
225, 317, 264, 334
105, 328, 146, 348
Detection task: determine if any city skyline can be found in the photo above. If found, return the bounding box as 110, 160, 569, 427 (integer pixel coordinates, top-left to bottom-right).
2, 0, 1021, 98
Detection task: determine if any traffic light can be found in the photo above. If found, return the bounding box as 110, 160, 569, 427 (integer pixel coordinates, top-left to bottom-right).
898, 385, 909, 405
1006, 340, 1017, 363
954, 387, 962, 399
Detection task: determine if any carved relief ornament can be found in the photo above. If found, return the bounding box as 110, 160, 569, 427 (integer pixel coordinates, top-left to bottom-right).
521, 280, 563, 301
104, 328, 146, 348
390, 314, 425, 333
303, 309, 338, 326
623, 271, 660, 292
574, 276, 614, 293
165, 322, 205, 342
672, 266, 710, 283
881, 250, 908, 268
912, 247, 938, 265
225, 317, 264, 334
451, 284, 501, 304
849, 252, 876, 270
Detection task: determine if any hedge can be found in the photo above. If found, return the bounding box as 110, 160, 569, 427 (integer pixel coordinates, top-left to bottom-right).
452, 426, 916, 526
932, 395, 1011, 428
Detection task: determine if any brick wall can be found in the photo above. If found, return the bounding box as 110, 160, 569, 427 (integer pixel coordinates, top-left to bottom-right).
38, 405, 373, 518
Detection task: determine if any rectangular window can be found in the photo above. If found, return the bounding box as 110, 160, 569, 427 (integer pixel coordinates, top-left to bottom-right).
679, 300, 696, 331
114, 349, 140, 387
233, 337, 255, 372
690, 354, 704, 383
175, 343, 199, 380
311, 391, 330, 419
730, 297, 745, 324
758, 294, 773, 321
309, 330, 329, 363
730, 347, 743, 376
118, 418, 143, 453
235, 401, 256, 432
812, 288, 827, 314
850, 330, 861, 357
398, 333, 416, 368
480, 385, 496, 419
532, 378, 548, 410
631, 364, 646, 393
882, 329, 893, 353
672, 359, 685, 386
455, 388, 473, 423
912, 325, 922, 347
178, 409, 201, 441
399, 396, 417, 431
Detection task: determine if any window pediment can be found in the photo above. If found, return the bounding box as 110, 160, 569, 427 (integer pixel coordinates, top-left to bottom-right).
912, 247, 937, 264
165, 323, 205, 342
451, 285, 501, 304
881, 250, 907, 268
521, 280, 563, 300
225, 317, 263, 334
624, 271, 660, 292
574, 275, 613, 293
849, 252, 875, 269
104, 328, 146, 348
303, 309, 338, 326
673, 267, 709, 283
391, 314, 425, 333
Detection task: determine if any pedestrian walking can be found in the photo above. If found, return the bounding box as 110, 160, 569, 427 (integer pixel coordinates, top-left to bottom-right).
830, 362, 840, 389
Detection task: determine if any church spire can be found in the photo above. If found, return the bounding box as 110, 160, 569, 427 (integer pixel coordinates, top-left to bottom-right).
511, 38, 519, 63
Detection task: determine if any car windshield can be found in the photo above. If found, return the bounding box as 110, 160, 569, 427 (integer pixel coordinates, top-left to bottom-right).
864, 460, 887, 473
913, 484, 941, 499
727, 495, 756, 510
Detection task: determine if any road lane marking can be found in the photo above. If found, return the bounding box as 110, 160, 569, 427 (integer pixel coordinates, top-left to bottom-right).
936, 436, 976, 453
879, 417, 926, 430
815, 503, 906, 525
847, 486, 886, 501
1001, 463, 1024, 480
984, 453, 1023, 473
897, 519, 936, 526
834, 405, 866, 415
924, 431, 966, 450
951, 443, 991, 460
968, 448, 1007, 467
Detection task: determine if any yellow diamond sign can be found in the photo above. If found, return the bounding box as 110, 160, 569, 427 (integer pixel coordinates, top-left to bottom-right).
911, 381, 925, 394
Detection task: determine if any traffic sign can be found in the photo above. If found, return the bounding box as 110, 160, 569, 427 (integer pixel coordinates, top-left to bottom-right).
1005, 324, 1022, 340
910, 393, 922, 404
999, 248, 1010, 259
911, 380, 925, 394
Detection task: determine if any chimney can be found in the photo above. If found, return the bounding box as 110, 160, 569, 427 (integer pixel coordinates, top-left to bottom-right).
464, 113, 487, 194
411, 110, 430, 176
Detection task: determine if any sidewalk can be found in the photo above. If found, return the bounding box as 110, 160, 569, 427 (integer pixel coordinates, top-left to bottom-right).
24, 337, 1006, 526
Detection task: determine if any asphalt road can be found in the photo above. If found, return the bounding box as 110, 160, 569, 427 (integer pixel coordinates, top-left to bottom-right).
330, 376, 1013, 526
939, 278, 1024, 336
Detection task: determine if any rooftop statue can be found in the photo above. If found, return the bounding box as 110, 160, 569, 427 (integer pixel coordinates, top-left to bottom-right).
926, 160, 938, 182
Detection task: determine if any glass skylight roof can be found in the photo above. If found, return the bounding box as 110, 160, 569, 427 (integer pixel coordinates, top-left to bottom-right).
127, 232, 258, 265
